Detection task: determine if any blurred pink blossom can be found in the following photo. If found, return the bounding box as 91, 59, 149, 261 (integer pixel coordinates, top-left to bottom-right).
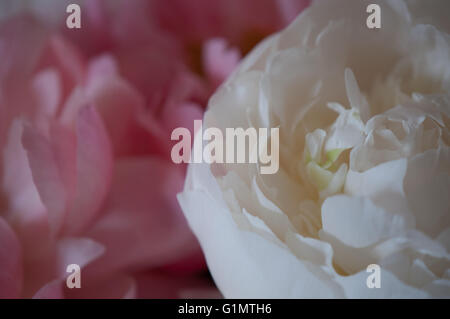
0, 0, 309, 298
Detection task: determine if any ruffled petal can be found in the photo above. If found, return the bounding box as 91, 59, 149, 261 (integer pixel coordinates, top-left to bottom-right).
179, 162, 339, 298
321, 195, 409, 249
63, 106, 113, 235
404, 147, 450, 237
22, 122, 69, 235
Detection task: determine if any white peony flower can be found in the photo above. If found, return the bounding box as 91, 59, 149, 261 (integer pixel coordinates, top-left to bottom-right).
178, 0, 450, 298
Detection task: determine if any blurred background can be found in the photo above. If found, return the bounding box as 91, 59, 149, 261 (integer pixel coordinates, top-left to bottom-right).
0, 0, 308, 298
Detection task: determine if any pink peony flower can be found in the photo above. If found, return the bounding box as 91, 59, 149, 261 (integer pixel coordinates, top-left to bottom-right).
0, 0, 309, 298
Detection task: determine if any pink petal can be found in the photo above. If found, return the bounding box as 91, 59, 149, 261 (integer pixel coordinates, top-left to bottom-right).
63, 106, 113, 235
49, 123, 77, 212
135, 271, 220, 299
0, 16, 47, 105
152, 0, 298, 44
86, 157, 200, 276
84, 56, 156, 156
2, 121, 47, 222
162, 72, 209, 112
33, 274, 136, 299
162, 249, 207, 275
31, 68, 62, 118
162, 102, 204, 138
31, 238, 104, 299
60, 0, 111, 57
38, 35, 86, 97
276, 0, 311, 25
64, 273, 137, 299
134, 107, 174, 158
55, 237, 105, 278
115, 44, 184, 103
22, 123, 68, 235
0, 217, 23, 298
203, 38, 241, 89
2, 122, 57, 297
86, 55, 119, 85
151, 0, 225, 43
0, 16, 47, 149
32, 280, 64, 299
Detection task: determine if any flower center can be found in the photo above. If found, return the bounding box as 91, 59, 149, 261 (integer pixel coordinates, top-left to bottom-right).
300, 101, 366, 199
301, 132, 348, 199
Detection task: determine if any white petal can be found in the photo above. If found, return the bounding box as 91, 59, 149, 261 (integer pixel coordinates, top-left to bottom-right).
345, 159, 414, 225
408, 259, 437, 288
404, 147, 450, 237
178, 162, 339, 298
285, 230, 333, 268
437, 228, 450, 252
336, 269, 428, 298
423, 280, 450, 297
322, 195, 408, 248
305, 129, 326, 162
319, 163, 347, 199
344, 68, 370, 123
